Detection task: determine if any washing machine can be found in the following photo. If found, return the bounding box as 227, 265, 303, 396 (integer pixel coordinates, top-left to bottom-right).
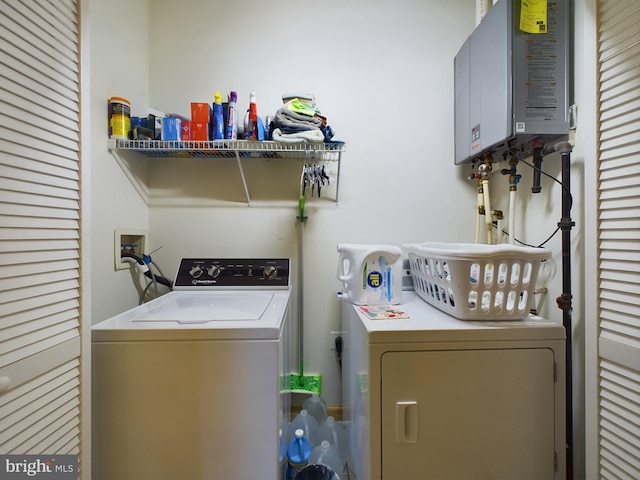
92, 258, 291, 480
342, 291, 566, 480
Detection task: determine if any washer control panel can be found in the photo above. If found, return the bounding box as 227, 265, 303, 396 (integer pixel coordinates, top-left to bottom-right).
174, 258, 290, 289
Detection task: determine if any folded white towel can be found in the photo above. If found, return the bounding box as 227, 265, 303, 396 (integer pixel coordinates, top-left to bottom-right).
272, 128, 324, 144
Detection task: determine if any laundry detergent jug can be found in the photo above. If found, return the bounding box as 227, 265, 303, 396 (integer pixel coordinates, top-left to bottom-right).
337, 244, 402, 305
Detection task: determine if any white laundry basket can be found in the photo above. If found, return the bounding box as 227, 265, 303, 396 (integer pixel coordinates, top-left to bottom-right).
404, 242, 551, 321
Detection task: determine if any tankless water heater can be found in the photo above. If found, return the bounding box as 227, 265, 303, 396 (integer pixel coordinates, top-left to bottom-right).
454, 0, 570, 165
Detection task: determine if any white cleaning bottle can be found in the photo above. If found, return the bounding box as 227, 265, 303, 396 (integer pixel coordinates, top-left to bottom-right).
302, 393, 328, 424
308, 440, 344, 478
337, 243, 403, 305
316, 416, 347, 461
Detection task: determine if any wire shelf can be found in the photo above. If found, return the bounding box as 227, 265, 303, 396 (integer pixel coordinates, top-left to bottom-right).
110, 138, 345, 160
107, 137, 345, 205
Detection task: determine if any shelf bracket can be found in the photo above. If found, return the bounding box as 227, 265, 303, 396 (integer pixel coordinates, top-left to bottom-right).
335, 149, 343, 204
107, 139, 150, 204
233, 150, 251, 205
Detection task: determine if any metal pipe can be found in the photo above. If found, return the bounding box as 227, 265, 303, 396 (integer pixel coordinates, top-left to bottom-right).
482, 178, 493, 244
532, 144, 544, 193
501, 157, 520, 245
508, 191, 516, 245
536, 139, 574, 478
476, 176, 484, 244
556, 146, 575, 480
493, 210, 504, 244
479, 154, 494, 244
508, 157, 520, 245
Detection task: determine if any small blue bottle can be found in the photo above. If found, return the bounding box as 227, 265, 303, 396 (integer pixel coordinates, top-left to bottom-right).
286, 428, 311, 480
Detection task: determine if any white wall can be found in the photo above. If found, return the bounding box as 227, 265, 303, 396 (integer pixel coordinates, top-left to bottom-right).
89, 0, 151, 320
89, 1, 592, 475
144, 0, 478, 408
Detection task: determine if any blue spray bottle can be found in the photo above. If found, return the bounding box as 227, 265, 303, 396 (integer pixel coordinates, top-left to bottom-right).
212, 91, 224, 140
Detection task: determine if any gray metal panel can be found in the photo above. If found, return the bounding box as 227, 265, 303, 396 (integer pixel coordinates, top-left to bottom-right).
454, 0, 570, 165
454, 40, 471, 161
512, 0, 571, 136
469, 0, 513, 163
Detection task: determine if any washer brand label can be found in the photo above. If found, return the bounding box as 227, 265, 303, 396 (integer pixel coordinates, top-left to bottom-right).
1, 455, 77, 479
192, 279, 217, 285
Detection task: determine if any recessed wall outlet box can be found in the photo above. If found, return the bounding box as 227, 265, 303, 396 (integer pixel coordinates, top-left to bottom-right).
115, 229, 149, 270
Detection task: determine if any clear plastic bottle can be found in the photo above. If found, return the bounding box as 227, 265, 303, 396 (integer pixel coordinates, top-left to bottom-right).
308, 440, 344, 478
288, 409, 319, 447
303, 393, 328, 424
316, 416, 347, 462
286, 428, 311, 480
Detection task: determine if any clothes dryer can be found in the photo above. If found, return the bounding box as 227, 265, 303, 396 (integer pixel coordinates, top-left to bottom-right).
342, 291, 566, 480
92, 258, 291, 480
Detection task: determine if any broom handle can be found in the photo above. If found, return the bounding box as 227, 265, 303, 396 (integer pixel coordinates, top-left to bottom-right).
297, 191, 306, 378
299, 221, 304, 377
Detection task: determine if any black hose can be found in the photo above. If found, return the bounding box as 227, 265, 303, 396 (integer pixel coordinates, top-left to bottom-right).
145, 269, 172, 288
121, 253, 173, 289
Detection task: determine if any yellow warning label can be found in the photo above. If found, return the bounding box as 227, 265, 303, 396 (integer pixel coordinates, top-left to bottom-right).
520, 0, 548, 34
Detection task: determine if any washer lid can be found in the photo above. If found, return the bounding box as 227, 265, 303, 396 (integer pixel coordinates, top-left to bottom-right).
91, 289, 291, 342
131, 292, 273, 324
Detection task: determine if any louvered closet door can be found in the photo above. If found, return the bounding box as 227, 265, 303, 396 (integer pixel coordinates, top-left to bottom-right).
0, 0, 82, 461
596, 0, 640, 478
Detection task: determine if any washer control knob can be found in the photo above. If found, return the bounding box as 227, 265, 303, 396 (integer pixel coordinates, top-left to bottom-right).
207, 265, 221, 278
263, 265, 278, 279
189, 265, 203, 278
